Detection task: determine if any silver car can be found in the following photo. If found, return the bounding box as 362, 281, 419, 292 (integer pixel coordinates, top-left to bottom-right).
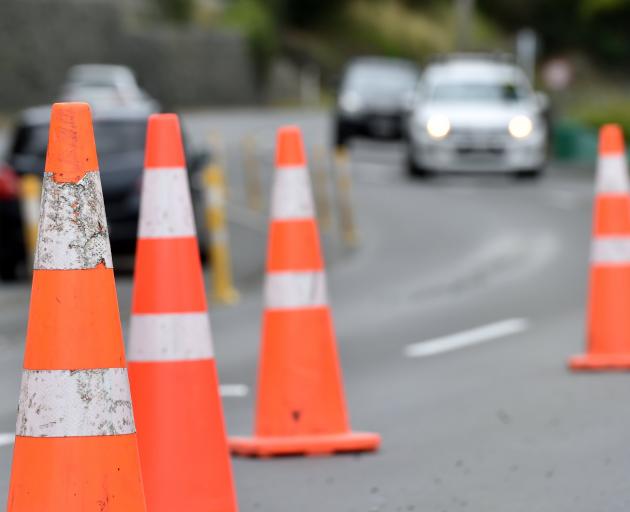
59, 64, 160, 112
406, 56, 548, 177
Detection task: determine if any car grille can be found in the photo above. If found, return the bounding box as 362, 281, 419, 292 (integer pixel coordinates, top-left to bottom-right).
449, 127, 508, 155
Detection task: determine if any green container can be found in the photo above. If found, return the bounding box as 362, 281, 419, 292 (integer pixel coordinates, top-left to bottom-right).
552, 120, 598, 164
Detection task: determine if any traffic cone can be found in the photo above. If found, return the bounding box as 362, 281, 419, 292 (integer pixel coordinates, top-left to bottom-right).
229, 126, 380, 456
570, 124, 630, 370
127, 114, 238, 511
7, 103, 146, 510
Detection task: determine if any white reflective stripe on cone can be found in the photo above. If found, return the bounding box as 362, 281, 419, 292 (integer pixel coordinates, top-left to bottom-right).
128, 312, 214, 362
271, 166, 315, 220
35, 172, 113, 270
596, 155, 630, 194
265, 271, 328, 309
16, 368, 135, 437
591, 236, 630, 264
139, 167, 197, 238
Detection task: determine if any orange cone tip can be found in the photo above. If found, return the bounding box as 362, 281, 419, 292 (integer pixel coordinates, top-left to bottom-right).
275, 125, 306, 167
45, 102, 99, 182
599, 124, 625, 156
144, 113, 186, 168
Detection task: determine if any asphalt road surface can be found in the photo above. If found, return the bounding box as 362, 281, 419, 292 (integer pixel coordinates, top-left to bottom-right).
1, 109, 628, 511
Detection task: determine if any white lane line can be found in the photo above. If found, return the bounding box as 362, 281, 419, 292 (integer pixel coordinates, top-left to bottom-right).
0, 433, 15, 447
219, 384, 249, 397
404, 318, 529, 358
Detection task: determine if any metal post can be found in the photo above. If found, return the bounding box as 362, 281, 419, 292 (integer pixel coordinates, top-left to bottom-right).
455, 0, 475, 50
334, 146, 359, 247
312, 145, 333, 232
204, 139, 240, 305
241, 135, 263, 212
20, 174, 41, 269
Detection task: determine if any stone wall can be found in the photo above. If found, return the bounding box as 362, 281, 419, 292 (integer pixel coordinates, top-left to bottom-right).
0, 0, 257, 111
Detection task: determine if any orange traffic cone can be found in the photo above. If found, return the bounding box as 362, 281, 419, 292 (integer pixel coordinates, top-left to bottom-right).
229, 126, 380, 456
570, 124, 630, 370
127, 114, 238, 511
7, 103, 146, 511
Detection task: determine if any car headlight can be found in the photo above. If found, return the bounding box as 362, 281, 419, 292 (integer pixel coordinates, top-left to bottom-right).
508, 115, 533, 139
339, 91, 362, 114
426, 115, 450, 139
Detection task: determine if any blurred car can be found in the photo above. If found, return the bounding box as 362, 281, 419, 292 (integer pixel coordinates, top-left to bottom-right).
334, 57, 421, 147
0, 106, 209, 281
406, 54, 548, 177
59, 64, 160, 111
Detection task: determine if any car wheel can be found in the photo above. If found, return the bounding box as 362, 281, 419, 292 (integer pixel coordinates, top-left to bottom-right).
406, 153, 431, 179
0, 260, 19, 282
514, 168, 543, 180
334, 122, 352, 148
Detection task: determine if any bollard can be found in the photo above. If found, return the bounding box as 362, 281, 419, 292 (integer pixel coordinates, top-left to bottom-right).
208, 130, 230, 200
311, 145, 333, 232
204, 158, 240, 305
241, 135, 263, 211
334, 146, 359, 247
19, 174, 41, 267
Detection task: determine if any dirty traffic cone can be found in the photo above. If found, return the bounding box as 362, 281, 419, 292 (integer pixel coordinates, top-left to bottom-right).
127, 114, 238, 511
229, 126, 380, 456
7, 103, 146, 511
570, 124, 630, 370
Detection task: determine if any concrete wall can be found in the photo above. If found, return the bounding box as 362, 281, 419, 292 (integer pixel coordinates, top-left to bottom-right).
0, 0, 257, 111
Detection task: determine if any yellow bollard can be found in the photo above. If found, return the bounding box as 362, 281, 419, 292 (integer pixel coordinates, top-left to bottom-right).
311, 145, 333, 232
19, 174, 41, 266
208, 131, 230, 200
334, 146, 359, 247
204, 159, 240, 305
241, 135, 263, 211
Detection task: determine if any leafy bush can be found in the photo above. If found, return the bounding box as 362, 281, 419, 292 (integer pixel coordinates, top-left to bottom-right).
223, 0, 278, 77
153, 0, 196, 23
569, 97, 630, 139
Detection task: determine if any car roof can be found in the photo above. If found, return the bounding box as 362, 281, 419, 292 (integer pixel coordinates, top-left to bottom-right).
346, 56, 419, 70
18, 105, 152, 127
68, 64, 136, 80
423, 57, 527, 84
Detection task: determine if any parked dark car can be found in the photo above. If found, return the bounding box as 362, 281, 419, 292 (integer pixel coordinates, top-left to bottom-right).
333, 57, 421, 147
0, 106, 209, 281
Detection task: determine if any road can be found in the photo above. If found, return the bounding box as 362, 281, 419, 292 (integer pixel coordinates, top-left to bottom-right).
1, 109, 629, 511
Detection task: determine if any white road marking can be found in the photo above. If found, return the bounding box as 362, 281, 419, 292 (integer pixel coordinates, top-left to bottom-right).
0, 433, 15, 447
220, 384, 249, 397
404, 318, 529, 358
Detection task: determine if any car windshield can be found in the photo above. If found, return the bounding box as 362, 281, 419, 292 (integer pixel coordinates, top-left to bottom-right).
13, 120, 147, 158
345, 65, 418, 94
430, 82, 528, 102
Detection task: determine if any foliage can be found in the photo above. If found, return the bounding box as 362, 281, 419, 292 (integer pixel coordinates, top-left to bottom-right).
223, 0, 278, 77
152, 0, 196, 23
343, 0, 452, 59
266, 0, 352, 28
477, 0, 630, 64
570, 97, 630, 139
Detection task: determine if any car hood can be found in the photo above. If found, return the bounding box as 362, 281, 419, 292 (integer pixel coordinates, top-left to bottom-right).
416, 101, 538, 129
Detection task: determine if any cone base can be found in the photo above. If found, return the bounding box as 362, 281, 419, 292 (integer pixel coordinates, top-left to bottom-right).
229, 431, 381, 457
569, 353, 630, 371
